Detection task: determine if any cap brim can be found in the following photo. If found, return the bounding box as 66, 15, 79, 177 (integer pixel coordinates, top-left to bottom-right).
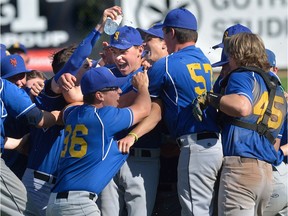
212, 43, 224, 50
109, 44, 133, 50
211, 60, 229, 68
142, 29, 163, 39
1, 70, 31, 79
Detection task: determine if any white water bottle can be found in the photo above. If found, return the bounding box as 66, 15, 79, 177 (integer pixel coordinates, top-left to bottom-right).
104, 14, 123, 35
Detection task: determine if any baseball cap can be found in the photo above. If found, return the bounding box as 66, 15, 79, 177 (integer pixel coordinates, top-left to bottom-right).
157, 8, 197, 31
8, 42, 27, 54
109, 26, 143, 50
80, 67, 128, 95
212, 24, 252, 49
211, 50, 229, 67
138, 22, 164, 39
1, 54, 31, 79
266, 49, 276, 67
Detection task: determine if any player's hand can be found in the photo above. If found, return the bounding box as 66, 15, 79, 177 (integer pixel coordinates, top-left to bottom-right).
192, 92, 223, 121
102, 6, 122, 22
117, 135, 135, 154
30, 80, 45, 96
132, 69, 149, 90
58, 73, 77, 92
191, 92, 208, 122
97, 6, 122, 32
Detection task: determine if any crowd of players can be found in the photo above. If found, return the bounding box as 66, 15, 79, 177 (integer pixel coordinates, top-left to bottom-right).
0, 5, 287, 216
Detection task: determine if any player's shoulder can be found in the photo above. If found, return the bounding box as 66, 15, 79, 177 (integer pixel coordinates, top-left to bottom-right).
149, 56, 167, 74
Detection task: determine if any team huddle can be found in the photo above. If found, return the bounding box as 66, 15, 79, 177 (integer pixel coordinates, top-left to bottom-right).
0, 5, 287, 216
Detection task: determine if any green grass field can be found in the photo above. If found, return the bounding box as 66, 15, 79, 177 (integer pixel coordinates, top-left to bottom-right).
280, 76, 287, 91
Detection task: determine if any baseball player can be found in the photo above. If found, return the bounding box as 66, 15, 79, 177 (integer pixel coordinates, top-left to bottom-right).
46, 67, 151, 216
211, 23, 252, 94
7, 42, 30, 65
0, 54, 32, 179
0, 76, 60, 215
263, 49, 288, 216
98, 25, 162, 216
200, 33, 287, 215
146, 8, 223, 216
21, 6, 122, 215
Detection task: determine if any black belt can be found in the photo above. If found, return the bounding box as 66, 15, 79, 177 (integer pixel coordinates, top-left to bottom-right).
56, 191, 96, 200
129, 149, 151, 157
197, 132, 218, 140
176, 132, 219, 147
34, 171, 56, 184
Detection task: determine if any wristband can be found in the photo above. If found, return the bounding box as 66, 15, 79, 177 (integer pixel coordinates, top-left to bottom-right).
128, 132, 139, 142
207, 92, 222, 109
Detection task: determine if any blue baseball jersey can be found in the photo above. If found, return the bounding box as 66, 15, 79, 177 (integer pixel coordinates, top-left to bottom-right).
148, 45, 220, 138
221, 71, 286, 163
52, 104, 133, 194
34, 79, 67, 111
26, 26, 103, 174
26, 82, 67, 175
112, 65, 163, 148
275, 112, 288, 165
27, 126, 65, 175
0, 78, 36, 149
112, 66, 143, 94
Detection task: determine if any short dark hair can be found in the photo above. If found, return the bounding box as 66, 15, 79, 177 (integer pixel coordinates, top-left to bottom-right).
164, 27, 198, 43
83, 92, 96, 104
51, 44, 77, 74
26, 70, 46, 81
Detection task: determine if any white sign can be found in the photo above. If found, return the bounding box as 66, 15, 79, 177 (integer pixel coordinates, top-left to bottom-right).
121, 0, 288, 69
0, 0, 69, 48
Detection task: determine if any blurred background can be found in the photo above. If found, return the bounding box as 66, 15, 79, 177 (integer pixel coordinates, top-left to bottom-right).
1, 0, 287, 88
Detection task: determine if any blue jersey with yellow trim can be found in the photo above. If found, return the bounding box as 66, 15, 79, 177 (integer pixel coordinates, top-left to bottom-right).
148, 45, 220, 138
27, 26, 102, 174
221, 71, 286, 163
52, 104, 133, 194
0, 78, 36, 149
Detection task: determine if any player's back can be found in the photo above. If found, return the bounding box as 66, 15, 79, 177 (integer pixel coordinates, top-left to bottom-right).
53, 104, 131, 194
148, 45, 219, 138
221, 71, 286, 163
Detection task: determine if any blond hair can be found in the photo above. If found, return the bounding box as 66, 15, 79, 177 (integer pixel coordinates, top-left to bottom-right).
224, 33, 270, 72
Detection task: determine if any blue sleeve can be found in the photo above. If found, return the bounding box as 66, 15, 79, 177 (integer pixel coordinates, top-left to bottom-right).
148, 57, 166, 97
120, 70, 140, 94
54, 29, 101, 82
225, 72, 254, 104
101, 107, 134, 136
2, 79, 36, 118
63, 106, 79, 124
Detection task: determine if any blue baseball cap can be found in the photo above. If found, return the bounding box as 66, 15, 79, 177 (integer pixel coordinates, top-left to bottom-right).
138, 22, 164, 39
212, 24, 252, 49
8, 42, 27, 54
1, 44, 7, 59
109, 26, 143, 50
157, 8, 197, 31
1, 54, 31, 79
211, 50, 229, 67
80, 67, 128, 95
266, 49, 276, 67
